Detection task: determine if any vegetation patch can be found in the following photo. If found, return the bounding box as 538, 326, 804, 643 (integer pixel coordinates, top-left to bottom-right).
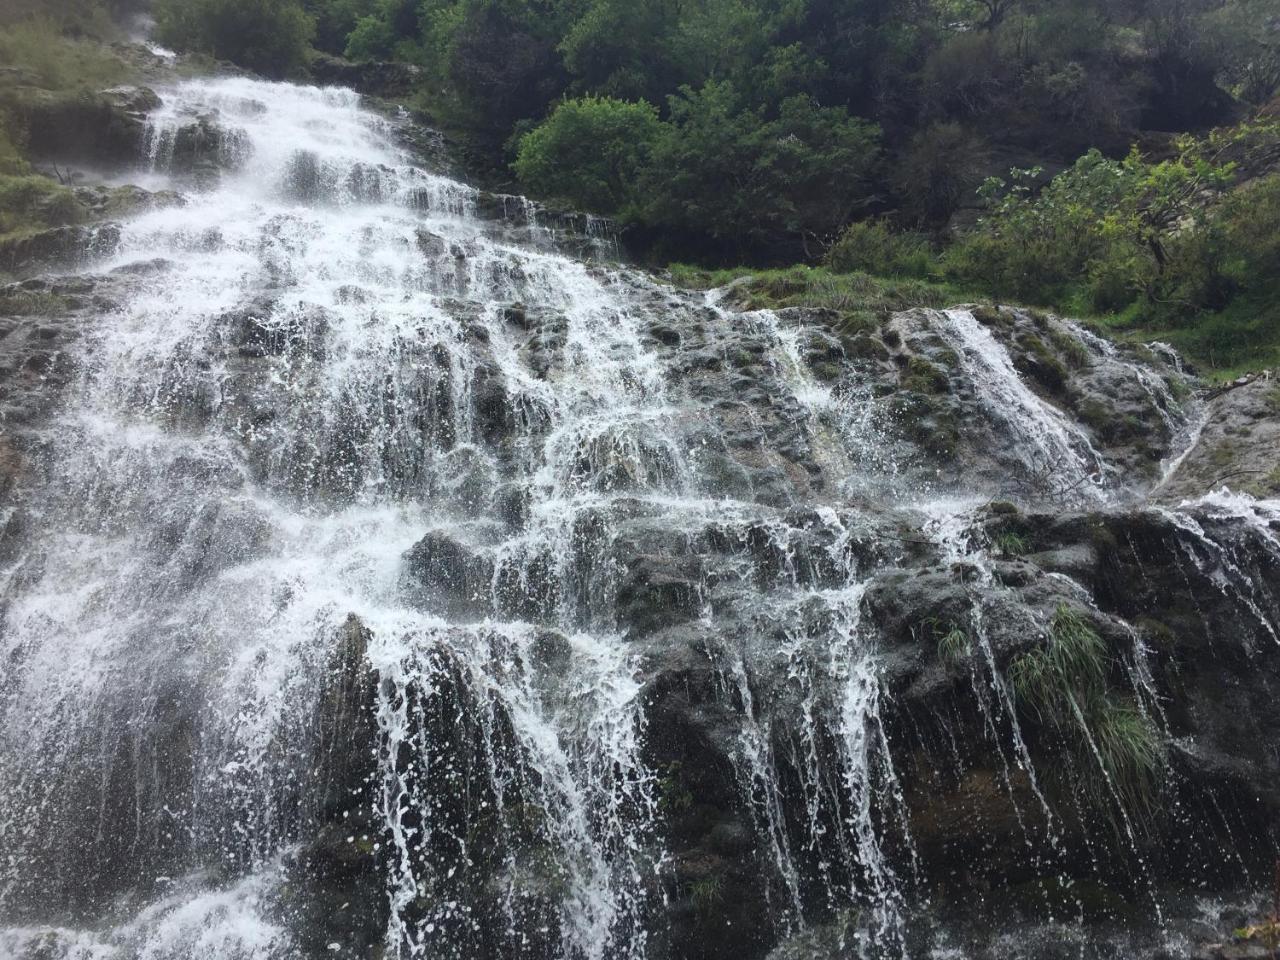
1010, 604, 1164, 817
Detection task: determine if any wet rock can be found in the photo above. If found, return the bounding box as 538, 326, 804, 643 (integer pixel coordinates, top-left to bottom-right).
615, 555, 705, 637
0, 222, 120, 276
288, 614, 388, 960
1160, 375, 1280, 500
167, 114, 249, 177
309, 52, 423, 97
15, 86, 156, 167
222, 299, 330, 359
405, 530, 496, 617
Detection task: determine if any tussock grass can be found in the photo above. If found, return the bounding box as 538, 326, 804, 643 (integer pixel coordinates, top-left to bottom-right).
1010, 604, 1165, 820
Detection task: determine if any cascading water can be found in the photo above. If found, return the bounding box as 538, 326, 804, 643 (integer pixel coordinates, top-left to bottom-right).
0, 77, 664, 960
2, 74, 1279, 960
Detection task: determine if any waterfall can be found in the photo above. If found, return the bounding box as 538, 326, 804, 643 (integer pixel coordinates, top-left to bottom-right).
2, 76, 1278, 960
0, 77, 664, 960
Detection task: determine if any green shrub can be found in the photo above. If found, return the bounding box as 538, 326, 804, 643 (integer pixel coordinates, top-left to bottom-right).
154, 0, 316, 77
826, 219, 934, 278
514, 96, 663, 216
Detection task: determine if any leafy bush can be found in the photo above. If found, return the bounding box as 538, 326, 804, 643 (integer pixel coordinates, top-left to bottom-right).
513, 97, 662, 216
301, 0, 375, 55
154, 0, 316, 77
826, 220, 934, 278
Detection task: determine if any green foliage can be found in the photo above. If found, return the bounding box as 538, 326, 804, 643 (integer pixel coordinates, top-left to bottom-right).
154, 0, 316, 77
0, 16, 128, 91
993, 530, 1029, 556
937, 623, 972, 663
0, 174, 86, 239
642, 83, 881, 245
302, 0, 376, 55
1202, 0, 1280, 104
827, 220, 933, 278
942, 120, 1280, 377
895, 122, 989, 225
513, 97, 662, 216
1009, 604, 1164, 817
689, 874, 725, 914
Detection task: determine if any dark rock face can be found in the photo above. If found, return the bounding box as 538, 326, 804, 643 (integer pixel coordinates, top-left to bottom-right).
309, 53, 424, 98
14, 86, 158, 167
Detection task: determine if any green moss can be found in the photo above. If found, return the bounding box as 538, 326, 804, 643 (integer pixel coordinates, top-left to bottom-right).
666, 263, 972, 343
1242, 464, 1280, 497
0, 289, 73, 314
1133, 617, 1176, 647
811, 360, 843, 382
657, 762, 694, 814
1076, 398, 1142, 443
0, 173, 86, 240
970, 304, 1005, 326
841, 331, 889, 361
902, 355, 950, 394
1048, 327, 1092, 369
1016, 334, 1070, 395
896, 394, 960, 460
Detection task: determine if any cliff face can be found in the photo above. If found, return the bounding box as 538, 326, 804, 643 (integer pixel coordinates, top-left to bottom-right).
0, 72, 1278, 960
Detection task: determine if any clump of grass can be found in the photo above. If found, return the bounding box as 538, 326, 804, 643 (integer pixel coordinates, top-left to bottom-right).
918, 616, 972, 663
937, 624, 971, 662
1011, 605, 1106, 714
1089, 699, 1164, 812
690, 874, 725, 915
1009, 604, 1164, 818
993, 530, 1030, 556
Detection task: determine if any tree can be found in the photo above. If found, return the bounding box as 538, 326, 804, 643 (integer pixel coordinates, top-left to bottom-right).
154, 0, 315, 77
444, 0, 568, 142
302, 0, 376, 54
642, 81, 881, 248
513, 97, 663, 215
1204, 0, 1280, 104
